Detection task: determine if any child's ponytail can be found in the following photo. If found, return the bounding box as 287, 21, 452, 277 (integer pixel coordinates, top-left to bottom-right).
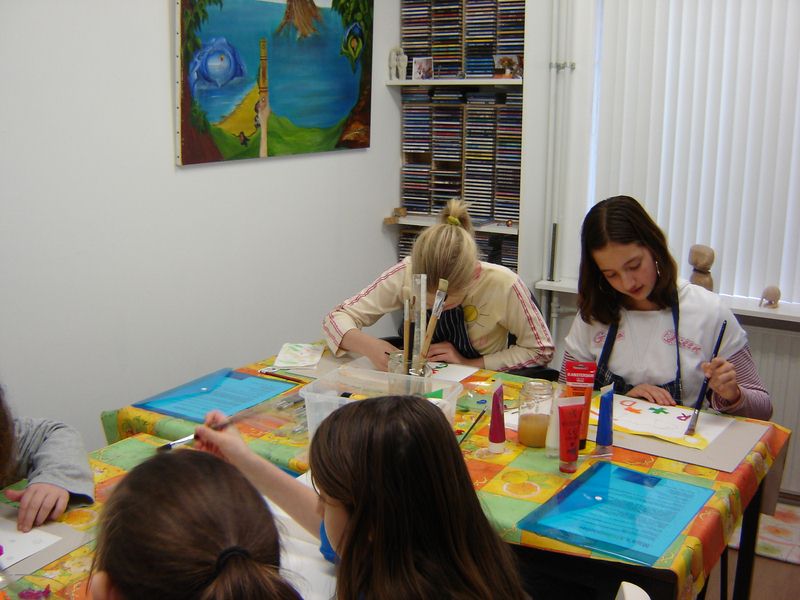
201, 553, 301, 600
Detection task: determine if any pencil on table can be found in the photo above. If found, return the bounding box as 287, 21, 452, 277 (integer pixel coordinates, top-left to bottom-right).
459, 408, 487, 445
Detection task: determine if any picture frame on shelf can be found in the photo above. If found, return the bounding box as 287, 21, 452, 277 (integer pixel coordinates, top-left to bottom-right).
493, 54, 523, 79
412, 57, 433, 80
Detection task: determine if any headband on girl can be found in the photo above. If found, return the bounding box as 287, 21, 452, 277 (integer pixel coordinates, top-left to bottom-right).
446, 216, 461, 227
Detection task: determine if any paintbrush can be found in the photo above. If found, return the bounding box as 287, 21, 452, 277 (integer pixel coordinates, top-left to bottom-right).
685, 320, 728, 436
402, 297, 411, 373
411, 274, 426, 373
458, 408, 487, 445
155, 392, 302, 452
420, 278, 449, 361
156, 418, 236, 452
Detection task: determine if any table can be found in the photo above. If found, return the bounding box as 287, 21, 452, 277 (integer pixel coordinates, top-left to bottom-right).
453, 370, 790, 600
101, 357, 318, 473
100, 356, 791, 600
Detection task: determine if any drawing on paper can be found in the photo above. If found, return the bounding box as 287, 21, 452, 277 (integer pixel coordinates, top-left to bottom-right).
177, 0, 373, 165
589, 394, 733, 449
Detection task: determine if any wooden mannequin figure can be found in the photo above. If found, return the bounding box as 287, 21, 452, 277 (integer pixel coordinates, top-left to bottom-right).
689, 244, 715, 291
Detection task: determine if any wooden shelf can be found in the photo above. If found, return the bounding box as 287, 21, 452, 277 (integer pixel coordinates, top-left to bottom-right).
386, 213, 519, 236
386, 78, 523, 87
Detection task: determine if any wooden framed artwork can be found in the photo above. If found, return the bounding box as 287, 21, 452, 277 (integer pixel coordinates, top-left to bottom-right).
176, 0, 373, 165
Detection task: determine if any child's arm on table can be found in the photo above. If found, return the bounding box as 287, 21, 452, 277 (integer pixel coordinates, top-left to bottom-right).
6, 418, 93, 532
194, 411, 321, 539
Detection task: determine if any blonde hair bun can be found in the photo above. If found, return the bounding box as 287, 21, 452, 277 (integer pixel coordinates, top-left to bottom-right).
440, 199, 474, 236
412, 199, 477, 293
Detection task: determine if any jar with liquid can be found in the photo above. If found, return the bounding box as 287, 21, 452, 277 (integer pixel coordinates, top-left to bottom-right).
517, 380, 552, 448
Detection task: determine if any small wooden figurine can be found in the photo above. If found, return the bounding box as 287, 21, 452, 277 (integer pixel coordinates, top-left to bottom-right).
689, 244, 715, 291
759, 285, 781, 308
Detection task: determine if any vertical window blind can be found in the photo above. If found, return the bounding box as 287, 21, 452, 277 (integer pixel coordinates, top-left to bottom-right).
557, 0, 800, 303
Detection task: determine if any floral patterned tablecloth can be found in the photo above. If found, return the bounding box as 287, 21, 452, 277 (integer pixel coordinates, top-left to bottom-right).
97, 360, 791, 600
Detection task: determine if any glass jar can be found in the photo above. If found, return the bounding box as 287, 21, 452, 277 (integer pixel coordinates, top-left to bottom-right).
518, 380, 552, 448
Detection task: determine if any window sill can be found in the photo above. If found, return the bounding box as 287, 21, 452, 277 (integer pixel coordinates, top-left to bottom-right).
534, 279, 800, 325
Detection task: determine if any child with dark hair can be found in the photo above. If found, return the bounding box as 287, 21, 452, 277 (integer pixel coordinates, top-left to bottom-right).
0, 386, 94, 532
196, 395, 530, 600
562, 195, 771, 419
90, 450, 301, 600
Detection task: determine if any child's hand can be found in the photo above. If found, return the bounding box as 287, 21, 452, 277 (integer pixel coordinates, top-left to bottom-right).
4, 483, 69, 532
194, 410, 252, 467
627, 384, 677, 406
367, 339, 400, 371
702, 357, 742, 403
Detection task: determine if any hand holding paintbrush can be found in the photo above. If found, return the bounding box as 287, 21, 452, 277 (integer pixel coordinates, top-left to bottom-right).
157, 392, 302, 452
157, 412, 247, 452
685, 320, 727, 436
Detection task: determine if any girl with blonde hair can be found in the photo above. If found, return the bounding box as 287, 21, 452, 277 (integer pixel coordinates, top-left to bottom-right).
323, 200, 554, 372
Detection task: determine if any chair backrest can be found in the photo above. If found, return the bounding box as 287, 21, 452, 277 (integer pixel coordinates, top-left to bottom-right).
615, 582, 651, 600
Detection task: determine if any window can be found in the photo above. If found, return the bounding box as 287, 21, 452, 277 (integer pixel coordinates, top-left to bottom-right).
552, 0, 800, 303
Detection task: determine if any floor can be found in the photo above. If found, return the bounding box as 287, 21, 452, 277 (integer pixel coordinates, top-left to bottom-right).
704, 548, 800, 600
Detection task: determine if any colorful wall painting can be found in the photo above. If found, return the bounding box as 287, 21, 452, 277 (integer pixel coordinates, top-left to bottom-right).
176, 0, 373, 165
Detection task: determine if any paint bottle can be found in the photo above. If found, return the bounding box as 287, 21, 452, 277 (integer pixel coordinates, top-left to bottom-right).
488, 381, 506, 454
564, 361, 597, 450
545, 385, 561, 458
558, 396, 585, 473
594, 384, 614, 458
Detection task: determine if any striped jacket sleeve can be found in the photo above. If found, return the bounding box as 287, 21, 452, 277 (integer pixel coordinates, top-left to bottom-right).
710, 346, 773, 420
322, 262, 407, 356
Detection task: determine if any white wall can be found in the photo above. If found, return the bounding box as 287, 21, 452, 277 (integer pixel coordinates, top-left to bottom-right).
0, 1, 401, 449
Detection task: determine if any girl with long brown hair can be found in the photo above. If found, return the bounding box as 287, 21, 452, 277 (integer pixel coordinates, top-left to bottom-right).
561, 195, 771, 419
195, 395, 529, 600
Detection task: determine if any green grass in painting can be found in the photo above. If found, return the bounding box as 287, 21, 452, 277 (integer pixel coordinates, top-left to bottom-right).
210, 113, 346, 160
210, 126, 261, 160
267, 113, 346, 156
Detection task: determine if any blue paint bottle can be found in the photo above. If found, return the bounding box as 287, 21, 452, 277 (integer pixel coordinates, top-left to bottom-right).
594, 384, 614, 458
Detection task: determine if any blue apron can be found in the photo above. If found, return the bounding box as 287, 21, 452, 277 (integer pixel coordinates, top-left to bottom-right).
594, 303, 684, 403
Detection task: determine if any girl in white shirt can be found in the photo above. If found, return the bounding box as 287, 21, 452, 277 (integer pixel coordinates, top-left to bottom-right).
560, 196, 772, 420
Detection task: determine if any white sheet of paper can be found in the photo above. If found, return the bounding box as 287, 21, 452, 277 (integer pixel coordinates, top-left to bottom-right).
272, 343, 326, 369
590, 394, 733, 449
0, 517, 62, 569
346, 356, 478, 383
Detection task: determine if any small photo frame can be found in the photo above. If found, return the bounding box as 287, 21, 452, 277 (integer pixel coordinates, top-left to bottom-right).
412, 57, 433, 80
494, 54, 523, 79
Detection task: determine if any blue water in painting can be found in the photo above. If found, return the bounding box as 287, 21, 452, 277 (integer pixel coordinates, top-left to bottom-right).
194, 0, 360, 128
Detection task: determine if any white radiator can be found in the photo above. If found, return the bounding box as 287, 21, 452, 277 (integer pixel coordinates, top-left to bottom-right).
743, 324, 800, 495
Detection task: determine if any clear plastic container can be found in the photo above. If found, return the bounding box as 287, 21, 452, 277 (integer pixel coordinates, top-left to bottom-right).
517, 380, 553, 448
300, 365, 463, 437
